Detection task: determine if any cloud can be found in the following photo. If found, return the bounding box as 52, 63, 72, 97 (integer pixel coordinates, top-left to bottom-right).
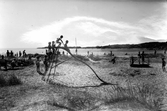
137, 3, 167, 41
22, 16, 159, 47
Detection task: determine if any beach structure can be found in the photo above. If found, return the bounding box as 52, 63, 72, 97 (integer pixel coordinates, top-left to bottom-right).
36, 36, 118, 87
130, 54, 150, 67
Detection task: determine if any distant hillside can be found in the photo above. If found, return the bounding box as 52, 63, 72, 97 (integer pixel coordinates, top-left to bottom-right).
95, 42, 167, 50
38, 42, 167, 50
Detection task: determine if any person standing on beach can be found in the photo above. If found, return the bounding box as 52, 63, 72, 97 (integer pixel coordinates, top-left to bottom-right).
48, 42, 52, 59
45, 50, 48, 55
110, 51, 112, 56
6, 50, 9, 57
11, 50, 13, 57
16, 52, 18, 57
19, 51, 22, 57
162, 58, 166, 72
36, 56, 41, 74
130, 56, 134, 65
141, 51, 145, 64
87, 51, 89, 56
24, 50, 27, 57
44, 55, 49, 72
138, 51, 141, 64
62, 51, 65, 55
23, 50, 26, 57
154, 50, 157, 55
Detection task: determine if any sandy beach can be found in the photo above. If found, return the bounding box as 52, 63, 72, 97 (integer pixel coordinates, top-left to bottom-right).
2, 0, 167, 110
0, 55, 167, 111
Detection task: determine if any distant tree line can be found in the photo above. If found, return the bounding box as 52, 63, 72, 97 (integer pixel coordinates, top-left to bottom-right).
39, 42, 167, 49
95, 42, 167, 50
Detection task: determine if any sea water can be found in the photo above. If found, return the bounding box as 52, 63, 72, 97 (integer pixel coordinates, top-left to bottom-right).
0, 48, 165, 57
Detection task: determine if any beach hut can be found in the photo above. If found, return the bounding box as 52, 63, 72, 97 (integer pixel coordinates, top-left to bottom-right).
130, 55, 150, 67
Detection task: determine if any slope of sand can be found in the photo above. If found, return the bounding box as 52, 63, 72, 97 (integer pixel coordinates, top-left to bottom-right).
0, 56, 166, 111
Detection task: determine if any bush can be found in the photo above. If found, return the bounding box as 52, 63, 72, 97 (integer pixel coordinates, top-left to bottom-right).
8, 74, 22, 86
49, 90, 96, 111
63, 90, 95, 110
106, 81, 165, 111
0, 74, 7, 87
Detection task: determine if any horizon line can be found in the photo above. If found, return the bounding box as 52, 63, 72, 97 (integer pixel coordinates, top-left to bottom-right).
1, 41, 167, 49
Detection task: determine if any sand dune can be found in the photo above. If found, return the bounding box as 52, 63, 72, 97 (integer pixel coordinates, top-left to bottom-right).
0, 56, 166, 111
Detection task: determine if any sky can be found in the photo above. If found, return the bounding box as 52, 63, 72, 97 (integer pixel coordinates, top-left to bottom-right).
0, 0, 167, 48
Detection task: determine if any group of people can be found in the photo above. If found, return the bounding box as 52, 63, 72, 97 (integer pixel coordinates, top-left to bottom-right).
36, 35, 70, 74
129, 51, 147, 65
138, 51, 146, 64
6, 50, 26, 58
136, 51, 166, 72
6, 50, 14, 57
45, 35, 69, 59
109, 51, 116, 64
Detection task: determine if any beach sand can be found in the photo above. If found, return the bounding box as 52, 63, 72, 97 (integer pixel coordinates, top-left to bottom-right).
0, 56, 167, 111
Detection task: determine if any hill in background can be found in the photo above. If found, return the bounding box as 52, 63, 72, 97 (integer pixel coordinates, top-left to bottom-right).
94, 42, 167, 50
